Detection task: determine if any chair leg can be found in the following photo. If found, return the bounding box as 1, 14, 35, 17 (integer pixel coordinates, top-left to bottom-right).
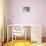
12, 31, 13, 43
15, 36, 16, 43
25, 30, 26, 43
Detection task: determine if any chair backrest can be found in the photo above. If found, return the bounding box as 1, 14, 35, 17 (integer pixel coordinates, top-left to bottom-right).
12, 25, 25, 36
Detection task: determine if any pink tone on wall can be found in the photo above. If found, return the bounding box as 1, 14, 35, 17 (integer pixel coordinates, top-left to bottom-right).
6, 0, 46, 37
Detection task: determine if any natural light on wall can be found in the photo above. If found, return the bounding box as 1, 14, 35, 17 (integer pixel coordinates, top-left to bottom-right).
0, 0, 3, 41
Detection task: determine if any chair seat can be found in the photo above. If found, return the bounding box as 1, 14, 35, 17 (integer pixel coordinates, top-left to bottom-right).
13, 30, 24, 36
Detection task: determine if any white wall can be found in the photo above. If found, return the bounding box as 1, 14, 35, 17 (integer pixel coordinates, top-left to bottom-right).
7, 0, 46, 37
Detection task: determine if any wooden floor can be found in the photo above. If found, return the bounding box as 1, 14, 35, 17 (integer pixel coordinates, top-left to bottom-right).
3, 37, 46, 46
3, 40, 31, 46
3, 40, 46, 46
